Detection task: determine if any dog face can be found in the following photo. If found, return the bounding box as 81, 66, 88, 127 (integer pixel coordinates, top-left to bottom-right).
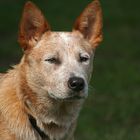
24, 31, 94, 100
19, 0, 103, 101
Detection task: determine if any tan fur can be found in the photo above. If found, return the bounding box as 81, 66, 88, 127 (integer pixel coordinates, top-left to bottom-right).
0, 0, 103, 140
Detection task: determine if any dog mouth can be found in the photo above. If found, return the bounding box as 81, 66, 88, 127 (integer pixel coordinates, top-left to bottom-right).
63, 95, 85, 101
48, 92, 86, 101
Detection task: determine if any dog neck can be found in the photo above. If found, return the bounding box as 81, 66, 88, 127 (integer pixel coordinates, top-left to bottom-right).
28, 114, 49, 139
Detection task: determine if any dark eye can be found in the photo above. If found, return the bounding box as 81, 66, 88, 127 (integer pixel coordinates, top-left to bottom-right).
45, 57, 59, 64
80, 55, 89, 62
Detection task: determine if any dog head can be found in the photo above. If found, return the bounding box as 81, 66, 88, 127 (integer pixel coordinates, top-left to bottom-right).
18, 0, 103, 101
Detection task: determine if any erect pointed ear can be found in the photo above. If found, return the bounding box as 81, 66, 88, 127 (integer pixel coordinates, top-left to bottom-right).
73, 0, 103, 48
18, 1, 51, 51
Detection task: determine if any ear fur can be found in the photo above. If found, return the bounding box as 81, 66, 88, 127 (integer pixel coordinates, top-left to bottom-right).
18, 1, 51, 51
73, 0, 103, 48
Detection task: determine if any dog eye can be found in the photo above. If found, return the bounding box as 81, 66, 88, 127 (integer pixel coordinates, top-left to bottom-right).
45, 58, 59, 64
79, 55, 89, 62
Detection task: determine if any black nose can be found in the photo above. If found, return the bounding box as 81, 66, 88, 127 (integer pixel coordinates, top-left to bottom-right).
68, 77, 85, 92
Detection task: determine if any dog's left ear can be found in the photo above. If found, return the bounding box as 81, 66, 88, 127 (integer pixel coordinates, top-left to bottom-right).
18, 1, 51, 51
73, 0, 103, 48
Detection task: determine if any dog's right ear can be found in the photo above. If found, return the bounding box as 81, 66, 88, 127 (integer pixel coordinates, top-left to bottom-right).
18, 1, 50, 51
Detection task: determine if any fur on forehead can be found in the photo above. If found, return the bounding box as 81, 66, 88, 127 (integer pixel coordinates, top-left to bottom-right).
35, 31, 93, 54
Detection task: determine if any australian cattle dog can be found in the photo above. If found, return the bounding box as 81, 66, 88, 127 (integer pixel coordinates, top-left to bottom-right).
0, 0, 103, 139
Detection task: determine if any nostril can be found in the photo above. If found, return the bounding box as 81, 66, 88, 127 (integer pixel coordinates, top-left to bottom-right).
68, 77, 85, 92
69, 79, 79, 89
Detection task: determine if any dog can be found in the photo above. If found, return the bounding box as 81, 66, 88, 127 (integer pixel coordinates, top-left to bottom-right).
0, 0, 103, 140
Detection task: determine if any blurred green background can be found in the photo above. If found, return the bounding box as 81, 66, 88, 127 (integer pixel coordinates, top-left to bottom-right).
0, 0, 140, 139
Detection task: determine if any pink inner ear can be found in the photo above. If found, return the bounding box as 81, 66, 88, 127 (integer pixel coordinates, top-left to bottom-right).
18, 1, 51, 51
73, 0, 103, 48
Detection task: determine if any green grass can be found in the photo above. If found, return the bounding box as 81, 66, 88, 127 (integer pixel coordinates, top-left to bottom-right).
0, 0, 140, 139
